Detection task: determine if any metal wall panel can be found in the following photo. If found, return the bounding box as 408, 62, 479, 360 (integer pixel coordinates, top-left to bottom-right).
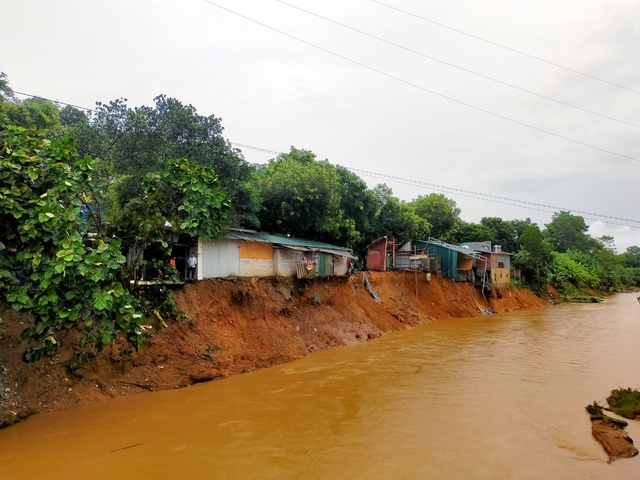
201, 239, 240, 278
366, 239, 387, 271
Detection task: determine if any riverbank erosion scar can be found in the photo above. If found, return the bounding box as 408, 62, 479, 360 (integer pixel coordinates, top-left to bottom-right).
0, 272, 545, 429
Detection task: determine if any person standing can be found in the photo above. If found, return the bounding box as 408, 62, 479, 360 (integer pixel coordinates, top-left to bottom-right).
187, 252, 197, 280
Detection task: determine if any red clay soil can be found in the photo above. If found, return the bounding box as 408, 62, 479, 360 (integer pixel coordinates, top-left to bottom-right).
591, 420, 639, 462
0, 272, 546, 429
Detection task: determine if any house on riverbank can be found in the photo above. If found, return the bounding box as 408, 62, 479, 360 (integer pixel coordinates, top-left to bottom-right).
365, 236, 512, 290
197, 229, 355, 279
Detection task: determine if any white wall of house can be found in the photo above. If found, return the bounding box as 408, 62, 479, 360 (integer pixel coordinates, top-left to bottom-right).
197, 238, 352, 279
199, 238, 240, 279
334, 256, 348, 276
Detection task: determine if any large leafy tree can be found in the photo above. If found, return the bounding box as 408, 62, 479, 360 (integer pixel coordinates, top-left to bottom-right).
621, 246, 640, 268
544, 211, 599, 254
0, 72, 16, 103
69, 95, 259, 228
256, 147, 358, 246
411, 193, 460, 239
1, 97, 61, 131
370, 185, 431, 244
335, 165, 379, 250
0, 124, 230, 358
480, 217, 519, 252
513, 225, 554, 290
0, 125, 141, 356
447, 220, 492, 244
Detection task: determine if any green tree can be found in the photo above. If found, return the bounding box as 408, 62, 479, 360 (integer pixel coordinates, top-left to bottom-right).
0, 125, 142, 357
0, 92, 61, 131
447, 220, 492, 244
621, 246, 640, 268
0, 124, 230, 358
544, 211, 598, 254
256, 147, 358, 246
70, 95, 259, 228
513, 225, 554, 291
0, 72, 16, 103
115, 158, 231, 279
480, 217, 519, 252
335, 165, 379, 251
59, 105, 88, 126
411, 193, 460, 239
370, 185, 430, 244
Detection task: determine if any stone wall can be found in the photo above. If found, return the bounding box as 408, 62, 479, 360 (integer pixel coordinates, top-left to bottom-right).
239, 258, 274, 277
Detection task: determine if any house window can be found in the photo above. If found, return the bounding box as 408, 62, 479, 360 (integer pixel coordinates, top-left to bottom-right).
500, 273, 503, 278
498, 262, 505, 268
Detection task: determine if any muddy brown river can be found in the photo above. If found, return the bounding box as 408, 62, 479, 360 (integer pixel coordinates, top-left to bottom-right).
1, 294, 639, 479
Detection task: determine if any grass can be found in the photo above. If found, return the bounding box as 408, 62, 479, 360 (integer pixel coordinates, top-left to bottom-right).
607, 388, 640, 419
560, 295, 603, 303
585, 401, 628, 427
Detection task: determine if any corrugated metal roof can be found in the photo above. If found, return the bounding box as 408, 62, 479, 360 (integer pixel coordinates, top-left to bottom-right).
414, 238, 484, 258
222, 229, 354, 255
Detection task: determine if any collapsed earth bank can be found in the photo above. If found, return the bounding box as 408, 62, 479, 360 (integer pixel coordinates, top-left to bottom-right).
0, 272, 545, 428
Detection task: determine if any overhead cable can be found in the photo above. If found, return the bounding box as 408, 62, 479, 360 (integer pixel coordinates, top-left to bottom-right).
370, 0, 640, 95
13, 91, 95, 112
203, 1, 640, 164
275, 0, 640, 129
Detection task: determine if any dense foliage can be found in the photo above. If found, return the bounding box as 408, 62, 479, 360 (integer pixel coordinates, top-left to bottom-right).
0, 126, 144, 357
0, 120, 229, 357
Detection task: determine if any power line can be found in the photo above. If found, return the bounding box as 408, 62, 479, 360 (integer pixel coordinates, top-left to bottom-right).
203, 1, 640, 164
370, 0, 640, 96
275, 0, 640, 130
349, 168, 640, 229
13, 91, 96, 112
230, 141, 640, 229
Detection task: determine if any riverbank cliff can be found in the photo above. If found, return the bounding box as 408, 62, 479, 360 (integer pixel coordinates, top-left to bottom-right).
0, 272, 545, 429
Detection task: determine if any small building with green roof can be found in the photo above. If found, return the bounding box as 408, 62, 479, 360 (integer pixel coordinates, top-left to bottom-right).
197, 229, 355, 279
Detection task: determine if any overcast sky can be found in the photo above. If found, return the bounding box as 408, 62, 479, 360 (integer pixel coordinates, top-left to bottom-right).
2, 0, 639, 250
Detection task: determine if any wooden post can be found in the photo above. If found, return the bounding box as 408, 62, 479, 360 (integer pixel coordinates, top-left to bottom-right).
414, 245, 418, 303
392, 237, 396, 269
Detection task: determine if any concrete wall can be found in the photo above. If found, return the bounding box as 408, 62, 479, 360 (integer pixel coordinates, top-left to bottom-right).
491, 268, 510, 287
274, 248, 305, 277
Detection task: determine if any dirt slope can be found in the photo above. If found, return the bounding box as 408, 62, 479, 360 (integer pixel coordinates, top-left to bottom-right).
0, 272, 545, 428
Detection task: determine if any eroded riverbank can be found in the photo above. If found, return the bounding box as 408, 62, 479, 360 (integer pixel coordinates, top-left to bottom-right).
0, 272, 544, 428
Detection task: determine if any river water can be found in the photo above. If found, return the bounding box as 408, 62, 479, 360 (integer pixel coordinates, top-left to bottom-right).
1, 294, 639, 479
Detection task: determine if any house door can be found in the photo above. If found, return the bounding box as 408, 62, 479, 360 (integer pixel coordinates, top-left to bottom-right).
317, 253, 334, 277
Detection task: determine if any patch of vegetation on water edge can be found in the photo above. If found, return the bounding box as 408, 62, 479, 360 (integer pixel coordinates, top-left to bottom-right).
607, 389, 640, 420
585, 402, 628, 427
560, 295, 604, 303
